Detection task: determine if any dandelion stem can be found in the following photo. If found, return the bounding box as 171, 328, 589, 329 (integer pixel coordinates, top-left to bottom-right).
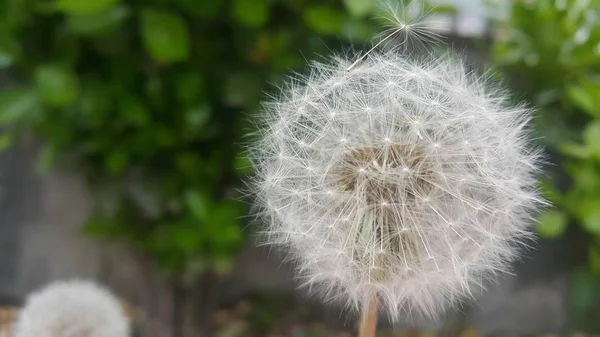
359, 296, 378, 337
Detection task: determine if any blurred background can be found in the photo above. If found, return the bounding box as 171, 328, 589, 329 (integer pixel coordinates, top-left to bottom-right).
0, 0, 598, 336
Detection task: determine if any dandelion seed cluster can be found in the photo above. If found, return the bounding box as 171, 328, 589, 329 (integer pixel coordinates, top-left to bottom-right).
14, 280, 130, 337
251, 51, 543, 320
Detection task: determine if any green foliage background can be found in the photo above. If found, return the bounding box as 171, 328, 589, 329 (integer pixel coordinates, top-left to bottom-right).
490, 0, 600, 327
0, 0, 384, 280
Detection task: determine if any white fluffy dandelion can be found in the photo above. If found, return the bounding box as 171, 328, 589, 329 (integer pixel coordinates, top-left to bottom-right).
250, 50, 544, 322
14, 280, 130, 337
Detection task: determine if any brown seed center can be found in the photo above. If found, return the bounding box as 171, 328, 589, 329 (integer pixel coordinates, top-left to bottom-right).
335, 144, 433, 203
333, 144, 435, 281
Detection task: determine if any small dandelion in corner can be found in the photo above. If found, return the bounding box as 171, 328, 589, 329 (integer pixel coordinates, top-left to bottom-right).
14, 279, 130, 337
248, 2, 546, 336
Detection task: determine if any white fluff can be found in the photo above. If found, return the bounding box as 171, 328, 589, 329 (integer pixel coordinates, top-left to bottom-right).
250, 51, 545, 320
14, 280, 130, 337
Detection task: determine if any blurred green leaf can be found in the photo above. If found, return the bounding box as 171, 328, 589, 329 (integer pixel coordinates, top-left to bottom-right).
34, 65, 80, 108
568, 86, 597, 117
538, 178, 562, 205
145, 75, 165, 106
343, 0, 373, 18
176, 73, 205, 104
303, 7, 345, 35
0, 52, 13, 69
140, 9, 190, 63
176, 0, 223, 17
184, 104, 211, 129
66, 5, 130, 36
590, 245, 600, 275
80, 81, 112, 124
106, 150, 128, 174
232, 0, 268, 27
559, 142, 590, 159
185, 190, 208, 222
57, 0, 120, 15
584, 121, 600, 159
342, 20, 376, 41
537, 209, 568, 238
120, 96, 149, 126
569, 164, 600, 194
205, 203, 243, 249
0, 31, 20, 69
223, 72, 262, 107
0, 88, 41, 124
583, 207, 600, 235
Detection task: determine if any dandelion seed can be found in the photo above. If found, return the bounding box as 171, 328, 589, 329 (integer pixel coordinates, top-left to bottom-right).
347, 0, 447, 72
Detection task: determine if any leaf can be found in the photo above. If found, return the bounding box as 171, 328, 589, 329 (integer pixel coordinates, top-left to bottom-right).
583, 207, 600, 235
204, 203, 243, 250
176, 73, 205, 104
140, 9, 190, 63
303, 7, 345, 35
343, 0, 373, 18
0, 88, 41, 125
106, 151, 128, 174
80, 81, 113, 124
0, 31, 21, 69
34, 64, 80, 108
583, 121, 600, 158
176, 0, 223, 17
145, 75, 165, 107
568, 85, 597, 117
184, 104, 211, 129
66, 5, 130, 36
342, 20, 376, 42
590, 245, 600, 275
168, 224, 202, 252
120, 97, 149, 126
56, 0, 120, 15
232, 0, 268, 27
559, 142, 590, 159
570, 164, 600, 192
223, 72, 262, 107
537, 209, 567, 238
570, 267, 598, 311
533, 107, 578, 147
0, 51, 13, 69
538, 178, 562, 205
185, 190, 208, 221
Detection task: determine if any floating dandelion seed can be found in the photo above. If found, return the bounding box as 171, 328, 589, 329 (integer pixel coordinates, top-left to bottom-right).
348, 0, 446, 71
248, 2, 545, 332
14, 280, 130, 337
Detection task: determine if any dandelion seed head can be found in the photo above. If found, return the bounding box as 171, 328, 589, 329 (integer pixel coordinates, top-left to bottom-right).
14, 280, 130, 337
250, 51, 544, 320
